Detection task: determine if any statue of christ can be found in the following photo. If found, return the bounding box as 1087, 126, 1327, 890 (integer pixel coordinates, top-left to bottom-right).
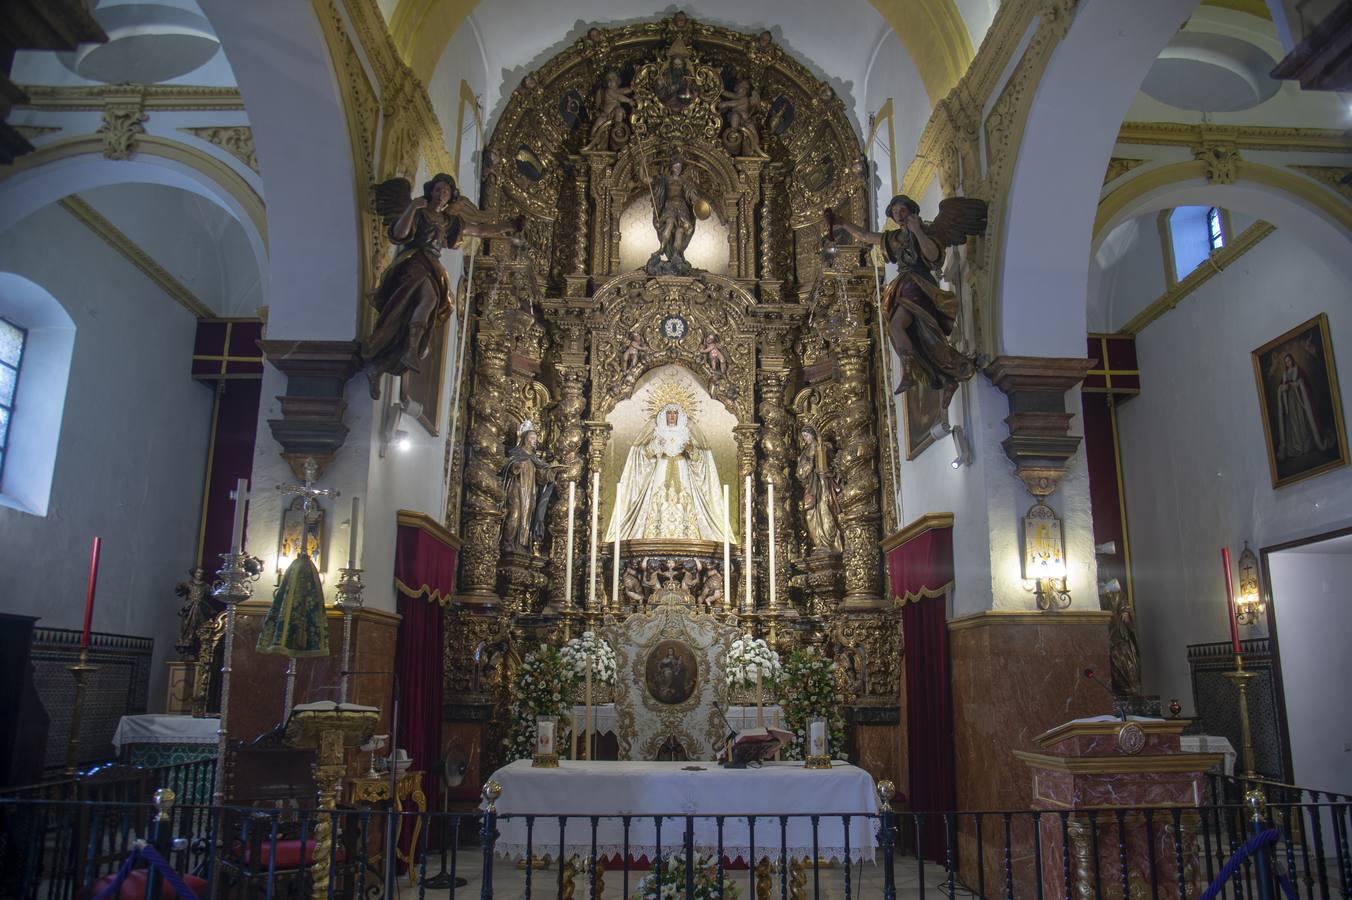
605, 402, 731, 541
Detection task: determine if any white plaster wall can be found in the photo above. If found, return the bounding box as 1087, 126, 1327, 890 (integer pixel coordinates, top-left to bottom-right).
862, 30, 932, 210
0, 205, 212, 710
1267, 550, 1352, 796
1090, 215, 1169, 332
1119, 230, 1352, 712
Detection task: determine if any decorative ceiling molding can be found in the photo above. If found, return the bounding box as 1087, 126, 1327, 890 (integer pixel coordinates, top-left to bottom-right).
19, 84, 246, 111
1116, 121, 1352, 153
1290, 165, 1352, 202
59, 194, 214, 318
180, 125, 259, 173
1121, 220, 1275, 335
1104, 157, 1148, 185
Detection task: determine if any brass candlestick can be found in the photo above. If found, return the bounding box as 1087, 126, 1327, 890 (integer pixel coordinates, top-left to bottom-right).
1223, 655, 1259, 781
333, 566, 366, 704
64, 646, 99, 779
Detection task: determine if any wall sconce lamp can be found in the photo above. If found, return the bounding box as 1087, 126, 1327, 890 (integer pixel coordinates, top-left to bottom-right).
929, 421, 972, 469
1023, 501, 1071, 610
1235, 542, 1265, 625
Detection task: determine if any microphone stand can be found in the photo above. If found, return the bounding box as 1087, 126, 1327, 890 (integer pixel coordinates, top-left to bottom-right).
385, 674, 399, 898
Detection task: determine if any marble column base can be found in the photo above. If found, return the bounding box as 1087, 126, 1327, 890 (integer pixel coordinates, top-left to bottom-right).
949, 610, 1112, 893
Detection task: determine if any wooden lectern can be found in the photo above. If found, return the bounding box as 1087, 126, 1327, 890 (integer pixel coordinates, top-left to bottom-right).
1016, 717, 1223, 900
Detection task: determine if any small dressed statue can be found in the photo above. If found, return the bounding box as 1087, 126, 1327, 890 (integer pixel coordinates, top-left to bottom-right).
645, 155, 725, 276
364, 174, 521, 398
500, 420, 559, 553
832, 195, 987, 409
797, 425, 842, 553
174, 567, 213, 658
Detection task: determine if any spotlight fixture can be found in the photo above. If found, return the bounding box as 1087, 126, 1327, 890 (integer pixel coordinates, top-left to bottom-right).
395, 430, 412, 453
949, 425, 972, 469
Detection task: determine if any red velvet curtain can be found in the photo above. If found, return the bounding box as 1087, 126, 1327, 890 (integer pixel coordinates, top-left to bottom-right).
888, 525, 956, 862
393, 520, 457, 860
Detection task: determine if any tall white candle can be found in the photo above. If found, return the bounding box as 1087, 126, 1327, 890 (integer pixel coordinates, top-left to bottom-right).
589, 471, 600, 607
809, 719, 827, 757
744, 474, 753, 613
722, 483, 731, 611
536, 719, 555, 756
348, 496, 360, 568
767, 481, 777, 611
612, 481, 623, 611
564, 481, 576, 608
229, 478, 248, 554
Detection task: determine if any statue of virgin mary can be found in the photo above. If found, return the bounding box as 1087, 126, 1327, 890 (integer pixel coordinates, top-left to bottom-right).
606, 402, 730, 541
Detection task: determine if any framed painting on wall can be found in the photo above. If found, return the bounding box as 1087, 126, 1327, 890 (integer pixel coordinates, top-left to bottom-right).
1251, 313, 1348, 488
904, 382, 944, 460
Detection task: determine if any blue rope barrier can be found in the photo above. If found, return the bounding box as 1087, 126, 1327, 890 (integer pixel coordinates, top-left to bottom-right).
91, 841, 199, 900
1199, 827, 1296, 900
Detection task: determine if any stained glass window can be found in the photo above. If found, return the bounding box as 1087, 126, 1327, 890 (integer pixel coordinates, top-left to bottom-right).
0, 318, 25, 481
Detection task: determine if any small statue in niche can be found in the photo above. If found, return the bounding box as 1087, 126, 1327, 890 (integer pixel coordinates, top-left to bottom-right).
621, 327, 650, 371
699, 331, 728, 376
500, 420, 560, 553
622, 560, 647, 609
719, 78, 762, 155
588, 71, 633, 148
365, 174, 522, 399
697, 561, 725, 611
174, 567, 213, 658
657, 38, 697, 111
645, 154, 725, 276
797, 425, 842, 554
830, 194, 987, 409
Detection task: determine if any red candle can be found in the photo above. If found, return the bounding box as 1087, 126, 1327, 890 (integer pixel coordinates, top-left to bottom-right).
1221, 546, 1240, 655
82, 536, 102, 649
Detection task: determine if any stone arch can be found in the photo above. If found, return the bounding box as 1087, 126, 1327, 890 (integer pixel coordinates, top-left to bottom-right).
199, 0, 361, 340
0, 136, 268, 295
997, 0, 1201, 357
1094, 161, 1352, 283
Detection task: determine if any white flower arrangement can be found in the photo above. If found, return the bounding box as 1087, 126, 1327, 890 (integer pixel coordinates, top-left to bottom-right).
725, 636, 781, 689
559, 630, 617, 685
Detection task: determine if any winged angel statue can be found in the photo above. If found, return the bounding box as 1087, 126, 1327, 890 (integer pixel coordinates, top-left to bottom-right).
363, 174, 520, 398
833, 195, 987, 409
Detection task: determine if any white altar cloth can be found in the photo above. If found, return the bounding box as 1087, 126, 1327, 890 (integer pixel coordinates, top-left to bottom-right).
487, 760, 879, 864
112, 715, 218, 754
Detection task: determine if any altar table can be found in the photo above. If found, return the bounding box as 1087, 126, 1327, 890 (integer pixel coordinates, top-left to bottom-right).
112, 714, 218, 765
486, 760, 879, 864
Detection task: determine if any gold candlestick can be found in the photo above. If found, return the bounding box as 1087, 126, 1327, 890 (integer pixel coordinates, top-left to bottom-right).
64, 646, 99, 779
1223, 655, 1259, 781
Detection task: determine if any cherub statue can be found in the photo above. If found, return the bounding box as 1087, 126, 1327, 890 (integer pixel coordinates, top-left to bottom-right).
699, 332, 727, 375
621, 327, 650, 372
830, 195, 987, 409
365, 174, 522, 399
719, 78, 761, 155
174, 567, 213, 658
588, 71, 633, 147
622, 560, 646, 609
697, 562, 725, 611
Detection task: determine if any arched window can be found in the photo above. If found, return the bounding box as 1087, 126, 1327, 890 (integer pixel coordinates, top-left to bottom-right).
0, 317, 27, 480
0, 274, 75, 517
1166, 206, 1228, 282
1207, 206, 1225, 251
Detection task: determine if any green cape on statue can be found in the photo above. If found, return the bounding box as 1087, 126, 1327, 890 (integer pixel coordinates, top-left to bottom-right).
257, 553, 330, 658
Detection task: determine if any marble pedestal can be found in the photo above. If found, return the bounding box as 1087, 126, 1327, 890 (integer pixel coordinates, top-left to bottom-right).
1015, 718, 1223, 900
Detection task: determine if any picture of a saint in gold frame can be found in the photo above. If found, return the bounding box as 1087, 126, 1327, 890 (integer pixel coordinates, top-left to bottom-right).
1251, 313, 1348, 488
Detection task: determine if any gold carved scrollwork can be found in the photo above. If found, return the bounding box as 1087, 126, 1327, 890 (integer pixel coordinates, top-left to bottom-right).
827, 610, 900, 705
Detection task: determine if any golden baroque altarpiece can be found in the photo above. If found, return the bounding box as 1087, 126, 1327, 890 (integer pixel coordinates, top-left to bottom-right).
441, 16, 901, 765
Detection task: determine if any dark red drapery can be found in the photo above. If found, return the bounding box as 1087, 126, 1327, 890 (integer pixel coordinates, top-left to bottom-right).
887, 522, 956, 862
393, 516, 457, 827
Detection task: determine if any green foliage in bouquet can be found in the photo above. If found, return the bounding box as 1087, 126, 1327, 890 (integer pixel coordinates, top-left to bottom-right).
779, 647, 846, 761
632, 855, 738, 900
505, 645, 580, 761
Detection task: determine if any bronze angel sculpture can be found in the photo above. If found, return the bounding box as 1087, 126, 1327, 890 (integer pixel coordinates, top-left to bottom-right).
363, 174, 521, 398
832, 195, 987, 409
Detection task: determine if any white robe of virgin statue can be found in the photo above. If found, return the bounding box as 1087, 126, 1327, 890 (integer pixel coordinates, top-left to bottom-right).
605, 404, 730, 541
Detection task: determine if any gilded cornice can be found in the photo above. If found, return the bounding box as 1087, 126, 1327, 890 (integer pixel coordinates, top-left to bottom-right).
880, 512, 954, 552
1117, 121, 1352, 154
19, 84, 246, 111
397, 508, 464, 548
59, 195, 214, 318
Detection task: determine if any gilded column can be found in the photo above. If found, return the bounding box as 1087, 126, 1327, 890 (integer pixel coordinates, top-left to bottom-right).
733, 423, 759, 612
585, 421, 613, 614
565, 156, 591, 297
545, 327, 588, 612
834, 327, 884, 608
757, 362, 794, 620
458, 323, 510, 604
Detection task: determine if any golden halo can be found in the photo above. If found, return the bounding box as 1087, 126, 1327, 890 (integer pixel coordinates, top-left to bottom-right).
643, 376, 700, 421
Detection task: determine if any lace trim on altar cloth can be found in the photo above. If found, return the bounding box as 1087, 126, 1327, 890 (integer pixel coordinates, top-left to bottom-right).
493, 843, 877, 864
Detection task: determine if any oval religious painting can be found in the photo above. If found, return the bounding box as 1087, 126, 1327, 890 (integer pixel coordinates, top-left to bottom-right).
644, 640, 698, 706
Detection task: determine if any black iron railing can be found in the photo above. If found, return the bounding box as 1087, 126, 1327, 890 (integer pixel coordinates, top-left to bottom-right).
1, 787, 1349, 898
